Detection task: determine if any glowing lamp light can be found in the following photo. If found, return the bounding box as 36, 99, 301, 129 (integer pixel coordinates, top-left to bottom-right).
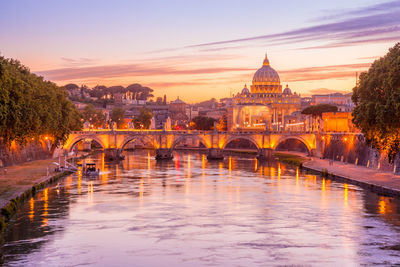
344, 137, 348, 142
45, 136, 48, 140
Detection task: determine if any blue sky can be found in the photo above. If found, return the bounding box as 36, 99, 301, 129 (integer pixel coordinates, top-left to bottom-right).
1, 0, 399, 102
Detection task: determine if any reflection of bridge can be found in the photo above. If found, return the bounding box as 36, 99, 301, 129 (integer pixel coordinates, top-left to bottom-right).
63, 130, 323, 160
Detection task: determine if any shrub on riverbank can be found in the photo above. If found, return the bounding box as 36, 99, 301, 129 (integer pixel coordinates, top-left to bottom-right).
274, 152, 307, 166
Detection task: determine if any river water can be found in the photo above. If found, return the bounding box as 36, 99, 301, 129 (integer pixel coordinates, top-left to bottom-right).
1, 150, 400, 266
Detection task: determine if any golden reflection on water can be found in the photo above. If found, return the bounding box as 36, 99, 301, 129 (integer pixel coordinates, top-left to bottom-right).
344, 183, 349, 207
87, 181, 94, 203
270, 166, 275, 179
78, 171, 82, 194
278, 163, 281, 180
218, 161, 224, 171
42, 188, 48, 227
7, 151, 400, 267
379, 199, 386, 214
65, 176, 72, 193
29, 197, 34, 221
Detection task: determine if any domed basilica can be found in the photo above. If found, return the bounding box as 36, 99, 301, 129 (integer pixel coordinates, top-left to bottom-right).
228, 53, 301, 131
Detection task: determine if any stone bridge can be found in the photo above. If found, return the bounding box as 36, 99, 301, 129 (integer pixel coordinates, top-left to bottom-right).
63, 130, 323, 160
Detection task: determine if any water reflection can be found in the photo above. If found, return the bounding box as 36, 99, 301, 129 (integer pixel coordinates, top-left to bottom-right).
1, 150, 400, 266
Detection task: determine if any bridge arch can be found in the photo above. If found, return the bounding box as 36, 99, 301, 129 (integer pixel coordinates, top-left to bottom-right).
222, 136, 261, 150
170, 135, 209, 150
120, 135, 157, 151
273, 136, 312, 155
66, 135, 106, 152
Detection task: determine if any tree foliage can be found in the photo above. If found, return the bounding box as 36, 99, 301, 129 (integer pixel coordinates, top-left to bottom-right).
132, 107, 152, 129
81, 104, 106, 128
352, 42, 400, 162
216, 114, 227, 131
191, 116, 217, 130
74, 83, 154, 101
0, 56, 82, 151
301, 104, 338, 116
111, 107, 126, 128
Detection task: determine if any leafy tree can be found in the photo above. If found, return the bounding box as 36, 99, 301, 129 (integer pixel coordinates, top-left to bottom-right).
111, 107, 126, 128
81, 104, 106, 128
216, 114, 227, 131
352, 42, 400, 162
0, 56, 82, 152
132, 107, 152, 129
90, 85, 108, 99
126, 83, 154, 100
191, 116, 217, 130
64, 83, 79, 91
301, 104, 338, 116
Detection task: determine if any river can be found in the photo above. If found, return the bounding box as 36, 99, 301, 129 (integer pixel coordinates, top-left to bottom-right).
1, 150, 400, 266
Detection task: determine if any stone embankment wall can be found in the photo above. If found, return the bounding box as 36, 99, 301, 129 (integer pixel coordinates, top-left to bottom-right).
322, 135, 400, 173
0, 141, 50, 167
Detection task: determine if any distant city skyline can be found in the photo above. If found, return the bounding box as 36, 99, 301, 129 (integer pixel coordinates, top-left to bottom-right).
1, 0, 399, 102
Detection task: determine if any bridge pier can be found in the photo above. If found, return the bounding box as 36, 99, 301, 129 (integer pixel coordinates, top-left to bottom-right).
104, 148, 124, 161
207, 148, 224, 160
155, 148, 173, 160
257, 148, 273, 161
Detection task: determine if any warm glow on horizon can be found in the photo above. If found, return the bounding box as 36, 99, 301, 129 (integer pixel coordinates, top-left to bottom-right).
1, 0, 398, 102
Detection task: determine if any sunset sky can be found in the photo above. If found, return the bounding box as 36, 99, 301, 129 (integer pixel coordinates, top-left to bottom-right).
1, 0, 399, 102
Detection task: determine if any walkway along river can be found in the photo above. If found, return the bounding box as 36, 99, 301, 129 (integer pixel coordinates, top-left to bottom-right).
1, 150, 400, 266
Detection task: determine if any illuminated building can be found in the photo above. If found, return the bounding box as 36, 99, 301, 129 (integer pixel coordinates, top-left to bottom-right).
227, 105, 272, 131
169, 97, 188, 126
229, 53, 301, 131
312, 93, 354, 111
321, 112, 359, 132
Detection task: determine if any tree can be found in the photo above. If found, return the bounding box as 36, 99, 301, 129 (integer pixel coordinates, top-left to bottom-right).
301, 104, 338, 116
64, 83, 79, 91
352, 42, 400, 162
126, 83, 154, 101
132, 107, 152, 129
0, 56, 82, 152
191, 116, 217, 130
111, 107, 126, 128
216, 114, 227, 131
81, 104, 106, 128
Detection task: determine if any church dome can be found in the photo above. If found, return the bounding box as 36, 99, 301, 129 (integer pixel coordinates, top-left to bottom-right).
252, 53, 280, 85
283, 84, 292, 95
241, 84, 250, 95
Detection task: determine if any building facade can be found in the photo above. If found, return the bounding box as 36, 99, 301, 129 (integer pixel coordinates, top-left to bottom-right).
228, 53, 302, 131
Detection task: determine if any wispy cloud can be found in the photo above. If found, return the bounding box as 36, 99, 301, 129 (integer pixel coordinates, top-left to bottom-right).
36, 63, 253, 81
184, 1, 400, 51
60, 57, 99, 67
280, 63, 371, 82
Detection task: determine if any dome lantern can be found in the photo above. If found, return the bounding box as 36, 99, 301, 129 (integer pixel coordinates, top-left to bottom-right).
251, 51, 282, 94
263, 52, 270, 66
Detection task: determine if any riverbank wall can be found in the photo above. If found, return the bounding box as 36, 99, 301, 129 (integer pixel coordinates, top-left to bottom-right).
0, 169, 73, 264
0, 170, 73, 232
302, 158, 400, 198
0, 140, 50, 168
322, 135, 400, 173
